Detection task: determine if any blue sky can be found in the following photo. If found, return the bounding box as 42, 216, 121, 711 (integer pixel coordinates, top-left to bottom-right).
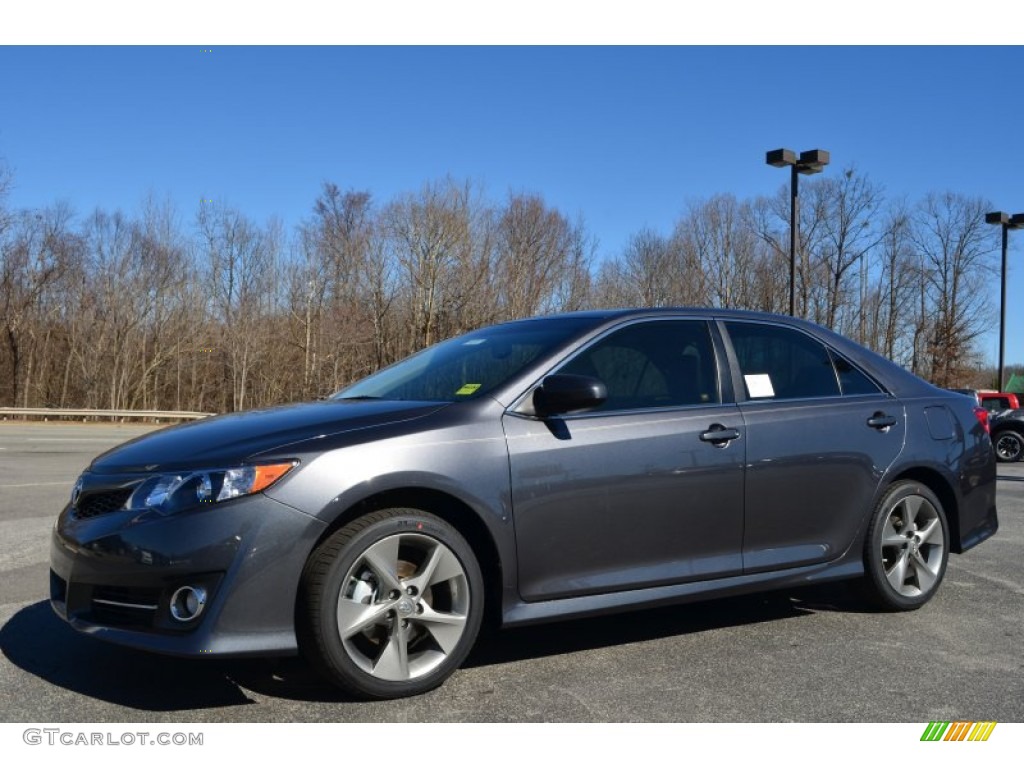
2, 46, 1024, 363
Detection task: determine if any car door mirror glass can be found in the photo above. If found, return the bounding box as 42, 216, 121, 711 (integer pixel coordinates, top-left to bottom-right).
532, 374, 607, 417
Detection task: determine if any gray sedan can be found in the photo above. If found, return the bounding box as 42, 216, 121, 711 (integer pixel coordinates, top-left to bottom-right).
50, 308, 998, 699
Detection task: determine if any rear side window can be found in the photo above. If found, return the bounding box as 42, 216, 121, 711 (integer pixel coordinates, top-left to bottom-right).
559, 320, 720, 411
725, 322, 839, 400
830, 351, 882, 396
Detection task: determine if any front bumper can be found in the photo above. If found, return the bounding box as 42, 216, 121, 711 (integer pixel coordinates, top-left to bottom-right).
50, 491, 326, 657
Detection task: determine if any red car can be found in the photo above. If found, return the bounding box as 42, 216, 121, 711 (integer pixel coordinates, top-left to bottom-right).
979, 392, 1020, 414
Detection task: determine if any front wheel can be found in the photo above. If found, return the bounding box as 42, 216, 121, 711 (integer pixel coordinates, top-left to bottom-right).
298, 508, 484, 699
993, 430, 1024, 462
862, 481, 949, 611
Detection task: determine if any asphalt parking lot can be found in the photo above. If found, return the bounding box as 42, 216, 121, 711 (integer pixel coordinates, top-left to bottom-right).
1, 421, 1021, 722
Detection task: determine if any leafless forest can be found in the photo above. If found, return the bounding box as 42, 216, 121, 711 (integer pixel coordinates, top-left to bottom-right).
0, 164, 1000, 414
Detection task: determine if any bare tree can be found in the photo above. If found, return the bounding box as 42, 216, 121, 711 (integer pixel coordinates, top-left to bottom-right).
678, 194, 764, 309
911, 192, 995, 387
288, 184, 377, 397
382, 178, 489, 352
493, 193, 590, 318
867, 203, 918, 362
197, 202, 279, 411
0, 204, 78, 405
810, 168, 885, 333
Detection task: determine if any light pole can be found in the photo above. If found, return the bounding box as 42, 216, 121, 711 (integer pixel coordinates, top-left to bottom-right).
766, 148, 830, 316
985, 211, 1024, 389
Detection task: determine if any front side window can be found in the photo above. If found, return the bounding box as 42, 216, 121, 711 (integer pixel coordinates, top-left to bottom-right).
725, 322, 840, 400
558, 320, 720, 411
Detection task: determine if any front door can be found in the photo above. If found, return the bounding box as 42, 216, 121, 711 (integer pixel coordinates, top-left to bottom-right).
504, 319, 746, 602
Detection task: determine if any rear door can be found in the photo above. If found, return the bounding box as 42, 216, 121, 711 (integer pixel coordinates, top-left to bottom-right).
721, 320, 905, 572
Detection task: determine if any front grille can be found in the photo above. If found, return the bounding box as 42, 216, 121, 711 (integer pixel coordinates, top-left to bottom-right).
92, 585, 162, 607
75, 488, 133, 519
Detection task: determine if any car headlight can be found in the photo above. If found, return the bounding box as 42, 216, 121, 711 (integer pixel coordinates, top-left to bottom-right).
131, 462, 297, 514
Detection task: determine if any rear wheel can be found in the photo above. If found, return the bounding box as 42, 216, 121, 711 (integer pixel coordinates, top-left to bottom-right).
863, 481, 948, 611
298, 508, 484, 699
993, 429, 1024, 462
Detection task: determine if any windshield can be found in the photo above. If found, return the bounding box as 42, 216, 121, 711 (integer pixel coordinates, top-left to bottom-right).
333, 318, 597, 402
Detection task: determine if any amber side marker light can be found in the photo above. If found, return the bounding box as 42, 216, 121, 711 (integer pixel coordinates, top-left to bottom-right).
252, 462, 298, 492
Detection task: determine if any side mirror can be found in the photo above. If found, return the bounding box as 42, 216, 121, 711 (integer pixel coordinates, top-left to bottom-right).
532, 374, 607, 418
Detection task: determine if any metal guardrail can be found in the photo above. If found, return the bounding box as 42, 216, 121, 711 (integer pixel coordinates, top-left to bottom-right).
0, 407, 215, 421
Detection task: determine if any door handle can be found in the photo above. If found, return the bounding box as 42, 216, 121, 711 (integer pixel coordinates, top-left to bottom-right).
867, 412, 897, 431
700, 424, 741, 444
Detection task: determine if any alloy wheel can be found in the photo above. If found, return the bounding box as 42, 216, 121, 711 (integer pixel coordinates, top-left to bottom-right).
335, 532, 470, 681
878, 494, 946, 598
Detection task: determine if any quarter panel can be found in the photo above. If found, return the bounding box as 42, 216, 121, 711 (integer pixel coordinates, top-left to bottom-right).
889, 395, 998, 552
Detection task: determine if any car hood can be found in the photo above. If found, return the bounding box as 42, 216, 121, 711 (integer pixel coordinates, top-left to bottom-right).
88, 399, 449, 473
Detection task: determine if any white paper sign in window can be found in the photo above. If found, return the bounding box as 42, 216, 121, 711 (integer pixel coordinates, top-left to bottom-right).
744, 374, 775, 398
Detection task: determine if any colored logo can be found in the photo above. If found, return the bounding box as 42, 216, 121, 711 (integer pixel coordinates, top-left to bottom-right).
921, 722, 997, 742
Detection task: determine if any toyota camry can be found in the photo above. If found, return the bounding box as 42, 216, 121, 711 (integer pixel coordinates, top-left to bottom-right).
50, 308, 999, 699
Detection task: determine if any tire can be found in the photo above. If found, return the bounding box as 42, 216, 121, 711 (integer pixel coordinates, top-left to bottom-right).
298, 508, 484, 699
862, 481, 949, 611
993, 429, 1024, 462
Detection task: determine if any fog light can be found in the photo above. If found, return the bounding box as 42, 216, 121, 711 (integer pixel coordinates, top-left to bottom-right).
169, 585, 207, 622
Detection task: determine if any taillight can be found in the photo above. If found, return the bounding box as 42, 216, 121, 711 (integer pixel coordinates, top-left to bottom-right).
973, 406, 990, 435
